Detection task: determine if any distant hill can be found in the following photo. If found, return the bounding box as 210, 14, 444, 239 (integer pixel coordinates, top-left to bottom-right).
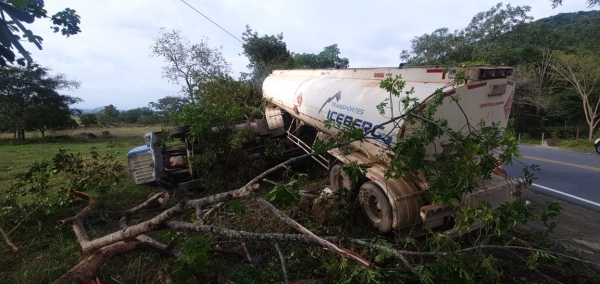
530, 10, 600, 49
534, 10, 600, 29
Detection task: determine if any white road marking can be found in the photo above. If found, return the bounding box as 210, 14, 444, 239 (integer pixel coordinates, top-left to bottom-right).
532, 183, 600, 208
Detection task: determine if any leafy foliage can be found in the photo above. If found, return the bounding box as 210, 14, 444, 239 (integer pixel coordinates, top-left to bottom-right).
400, 3, 534, 66
293, 44, 350, 69
266, 173, 307, 210
148, 95, 190, 125
0, 148, 124, 251
95, 104, 120, 126
242, 25, 294, 83
150, 28, 231, 103
0, 0, 81, 66
0, 65, 81, 138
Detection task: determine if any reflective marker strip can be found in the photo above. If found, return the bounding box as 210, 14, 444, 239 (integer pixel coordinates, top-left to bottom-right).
467, 82, 488, 90
532, 183, 600, 208
426, 68, 445, 79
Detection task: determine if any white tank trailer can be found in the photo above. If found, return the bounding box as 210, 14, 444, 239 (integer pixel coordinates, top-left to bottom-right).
261, 66, 524, 235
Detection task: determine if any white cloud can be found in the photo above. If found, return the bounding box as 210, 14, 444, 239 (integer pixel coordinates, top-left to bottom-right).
18, 0, 596, 110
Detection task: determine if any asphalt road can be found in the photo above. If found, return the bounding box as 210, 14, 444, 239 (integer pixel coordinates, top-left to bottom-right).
503, 145, 600, 213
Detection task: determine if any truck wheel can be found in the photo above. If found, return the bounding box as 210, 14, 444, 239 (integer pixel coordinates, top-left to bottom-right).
330, 163, 358, 201
329, 163, 352, 192
358, 182, 393, 233
178, 179, 201, 191
169, 125, 190, 139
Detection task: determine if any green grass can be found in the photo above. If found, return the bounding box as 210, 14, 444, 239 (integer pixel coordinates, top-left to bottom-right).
516, 132, 597, 153
556, 139, 597, 152
0, 127, 161, 182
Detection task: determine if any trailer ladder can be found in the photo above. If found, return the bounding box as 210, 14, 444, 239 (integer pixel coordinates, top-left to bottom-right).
286, 118, 329, 169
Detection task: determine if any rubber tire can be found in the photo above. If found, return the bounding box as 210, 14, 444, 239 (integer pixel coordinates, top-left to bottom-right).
329, 163, 352, 192
596, 143, 600, 154
169, 125, 190, 139
178, 179, 201, 191
358, 182, 393, 233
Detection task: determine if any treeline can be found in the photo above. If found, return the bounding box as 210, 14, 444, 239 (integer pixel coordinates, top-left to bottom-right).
400, 5, 600, 140
79, 95, 190, 127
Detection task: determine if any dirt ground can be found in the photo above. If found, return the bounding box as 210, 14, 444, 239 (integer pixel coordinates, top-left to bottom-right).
522, 188, 600, 264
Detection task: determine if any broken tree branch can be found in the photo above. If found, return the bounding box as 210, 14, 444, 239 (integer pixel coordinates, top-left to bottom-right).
64, 184, 260, 252
136, 234, 185, 260
59, 191, 100, 225
273, 242, 289, 284
122, 191, 169, 216
200, 202, 226, 225
53, 241, 142, 284
241, 241, 253, 264
0, 227, 18, 252
254, 196, 375, 268
195, 204, 204, 225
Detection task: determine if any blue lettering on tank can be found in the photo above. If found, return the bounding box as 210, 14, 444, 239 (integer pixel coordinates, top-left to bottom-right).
326, 110, 393, 144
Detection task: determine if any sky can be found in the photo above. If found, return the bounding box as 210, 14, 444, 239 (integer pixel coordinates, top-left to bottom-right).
24, 0, 596, 110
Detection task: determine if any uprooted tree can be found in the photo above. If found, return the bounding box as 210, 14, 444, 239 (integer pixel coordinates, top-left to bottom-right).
4, 69, 592, 283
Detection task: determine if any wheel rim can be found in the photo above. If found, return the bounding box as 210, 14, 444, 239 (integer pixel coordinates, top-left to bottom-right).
364, 194, 382, 223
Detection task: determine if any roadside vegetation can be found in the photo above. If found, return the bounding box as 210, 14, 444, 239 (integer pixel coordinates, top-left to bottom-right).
2, 1, 600, 283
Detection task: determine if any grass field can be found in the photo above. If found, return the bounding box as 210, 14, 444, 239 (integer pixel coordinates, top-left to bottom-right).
0, 126, 163, 180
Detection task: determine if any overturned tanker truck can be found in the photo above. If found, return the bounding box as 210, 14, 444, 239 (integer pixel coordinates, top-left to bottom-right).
261, 66, 524, 235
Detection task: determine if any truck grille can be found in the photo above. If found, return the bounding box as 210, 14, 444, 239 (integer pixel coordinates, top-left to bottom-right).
129, 152, 155, 185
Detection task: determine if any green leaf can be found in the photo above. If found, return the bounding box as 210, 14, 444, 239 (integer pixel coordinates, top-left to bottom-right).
6, 0, 29, 8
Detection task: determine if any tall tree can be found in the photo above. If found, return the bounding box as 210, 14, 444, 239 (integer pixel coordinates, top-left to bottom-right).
400, 3, 534, 66
120, 107, 154, 124
242, 25, 294, 83
548, 51, 600, 140
79, 113, 98, 127
96, 104, 120, 126
150, 28, 231, 103
293, 44, 350, 69
0, 65, 80, 138
25, 97, 80, 137
513, 52, 556, 130
0, 0, 81, 66
148, 95, 190, 125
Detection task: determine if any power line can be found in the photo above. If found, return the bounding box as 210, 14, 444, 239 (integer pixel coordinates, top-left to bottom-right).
179, 0, 244, 45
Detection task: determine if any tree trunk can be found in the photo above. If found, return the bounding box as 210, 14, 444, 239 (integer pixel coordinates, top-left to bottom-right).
40, 128, 45, 138
53, 241, 141, 284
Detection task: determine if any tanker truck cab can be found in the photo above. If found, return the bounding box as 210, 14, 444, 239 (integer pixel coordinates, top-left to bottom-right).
262, 66, 525, 236
127, 127, 202, 190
